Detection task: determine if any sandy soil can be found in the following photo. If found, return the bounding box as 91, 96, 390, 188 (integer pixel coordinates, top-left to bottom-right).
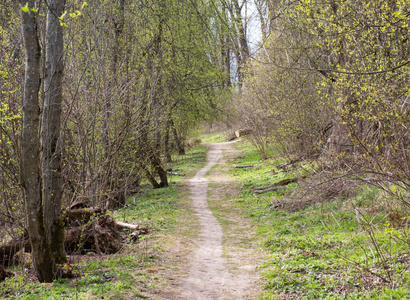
178, 142, 260, 299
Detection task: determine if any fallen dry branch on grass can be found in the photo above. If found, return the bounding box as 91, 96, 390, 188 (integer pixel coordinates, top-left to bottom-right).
276, 156, 305, 170
253, 186, 286, 194
233, 164, 253, 169
252, 177, 302, 194
115, 221, 149, 234
167, 171, 186, 176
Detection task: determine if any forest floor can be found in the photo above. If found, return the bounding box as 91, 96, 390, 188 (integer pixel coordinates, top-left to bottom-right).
2, 141, 265, 299
4, 137, 409, 299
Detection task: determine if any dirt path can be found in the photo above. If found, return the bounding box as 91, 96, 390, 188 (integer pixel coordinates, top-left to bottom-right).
179, 142, 259, 299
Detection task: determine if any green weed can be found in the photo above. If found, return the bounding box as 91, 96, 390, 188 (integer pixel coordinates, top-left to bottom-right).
231, 140, 410, 299
0, 144, 207, 299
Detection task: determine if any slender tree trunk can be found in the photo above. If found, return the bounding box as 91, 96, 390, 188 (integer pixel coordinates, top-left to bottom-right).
20, 0, 54, 282
173, 127, 185, 155
143, 166, 161, 189
164, 120, 172, 163
41, 0, 67, 266
150, 154, 168, 187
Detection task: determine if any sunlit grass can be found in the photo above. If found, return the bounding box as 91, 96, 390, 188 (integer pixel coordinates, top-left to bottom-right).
231, 139, 410, 299
0, 144, 208, 299
198, 132, 227, 143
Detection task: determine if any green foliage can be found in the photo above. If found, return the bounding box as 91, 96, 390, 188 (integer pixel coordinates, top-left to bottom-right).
198, 133, 226, 143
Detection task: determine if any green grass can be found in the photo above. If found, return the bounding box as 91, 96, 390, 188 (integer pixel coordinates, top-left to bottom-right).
0, 144, 208, 299
230, 140, 410, 299
198, 132, 227, 143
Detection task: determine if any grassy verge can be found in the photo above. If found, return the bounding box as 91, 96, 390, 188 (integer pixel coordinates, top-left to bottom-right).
0, 145, 208, 300
198, 132, 228, 143
231, 139, 410, 299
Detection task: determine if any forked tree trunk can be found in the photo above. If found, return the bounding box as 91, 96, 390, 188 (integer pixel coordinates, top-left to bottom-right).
150, 154, 168, 187
21, 0, 67, 283
20, 0, 53, 283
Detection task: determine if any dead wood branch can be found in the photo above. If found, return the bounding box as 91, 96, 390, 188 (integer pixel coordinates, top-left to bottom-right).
235, 129, 252, 138
167, 171, 186, 176
253, 186, 285, 194
252, 177, 303, 194
115, 221, 149, 234
1, 207, 149, 263
63, 208, 103, 226
233, 164, 253, 169
276, 156, 305, 169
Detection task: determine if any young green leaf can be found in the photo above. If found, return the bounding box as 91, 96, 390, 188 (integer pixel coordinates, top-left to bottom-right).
59, 11, 67, 20
22, 2, 29, 13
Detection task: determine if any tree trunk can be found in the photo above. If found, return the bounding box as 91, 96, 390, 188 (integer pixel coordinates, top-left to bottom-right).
144, 166, 161, 189
20, 0, 54, 283
151, 154, 168, 187
164, 125, 172, 163
41, 0, 67, 267
172, 125, 185, 155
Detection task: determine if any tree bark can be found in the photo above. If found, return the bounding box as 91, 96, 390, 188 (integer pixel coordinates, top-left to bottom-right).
20, 0, 54, 282
144, 167, 161, 189
41, 0, 67, 266
151, 154, 168, 187
172, 123, 185, 155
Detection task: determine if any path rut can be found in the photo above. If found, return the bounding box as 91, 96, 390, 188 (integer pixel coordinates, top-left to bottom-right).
179, 142, 257, 299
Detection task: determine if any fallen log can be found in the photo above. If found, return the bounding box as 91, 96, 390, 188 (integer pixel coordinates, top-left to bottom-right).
226, 132, 237, 141
273, 177, 300, 186
276, 156, 305, 169
167, 171, 186, 176
115, 221, 149, 234
252, 177, 302, 194
233, 164, 253, 169
253, 186, 285, 194
235, 129, 252, 138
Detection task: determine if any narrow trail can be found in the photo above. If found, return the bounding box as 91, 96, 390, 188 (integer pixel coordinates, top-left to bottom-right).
179, 142, 258, 300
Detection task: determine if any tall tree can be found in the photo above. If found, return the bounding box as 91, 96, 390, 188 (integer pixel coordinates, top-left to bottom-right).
20, 0, 67, 282
20, 0, 50, 282
41, 0, 67, 265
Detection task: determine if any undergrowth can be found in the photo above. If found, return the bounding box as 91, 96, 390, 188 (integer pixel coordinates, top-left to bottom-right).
231, 139, 410, 299
0, 145, 208, 299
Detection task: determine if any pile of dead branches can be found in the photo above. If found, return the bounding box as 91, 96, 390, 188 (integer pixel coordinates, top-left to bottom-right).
0, 204, 148, 271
